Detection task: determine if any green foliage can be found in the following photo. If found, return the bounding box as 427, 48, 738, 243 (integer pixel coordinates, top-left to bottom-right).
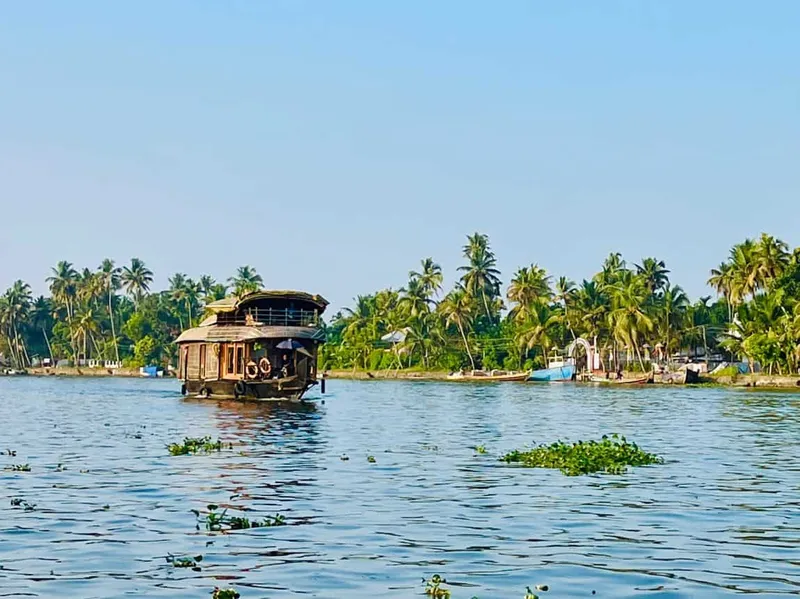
424, 574, 451, 599
502, 434, 663, 476
167, 436, 224, 455
6, 464, 31, 472
194, 504, 286, 532
166, 554, 203, 571
211, 588, 240, 599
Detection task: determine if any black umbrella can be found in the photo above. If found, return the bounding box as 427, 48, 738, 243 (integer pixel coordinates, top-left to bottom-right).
276, 339, 303, 350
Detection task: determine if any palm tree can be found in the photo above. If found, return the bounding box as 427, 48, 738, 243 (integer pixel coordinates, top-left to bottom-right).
507, 265, 552, 323
440, 287, 476, 369
607, 271, 654, 370
47, 261, 78, 359
168, 273, 189, 330
658, 283, 689, 361
30, 295, 54, 362
99, 259, 121, 362
555, 276, 577, 339
635, 258, 670, 293
458, 232, 502, 320
399, 278, 432, 318
121, 258, 154, 307
708, 261, 734, 321
754, 233, 790, 290
228, 266, 263, 297
409, 258, 443, 300
4, 281, 33, 367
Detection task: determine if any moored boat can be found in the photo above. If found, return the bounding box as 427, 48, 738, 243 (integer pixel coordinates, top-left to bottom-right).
175, 290, 327, 400
447, 369, 529, 382
659, 368, 700, 384
590, 372, 654, 385
529, 351, 576, 382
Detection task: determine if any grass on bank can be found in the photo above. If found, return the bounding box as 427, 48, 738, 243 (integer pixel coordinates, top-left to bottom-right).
502, 434, 663, 476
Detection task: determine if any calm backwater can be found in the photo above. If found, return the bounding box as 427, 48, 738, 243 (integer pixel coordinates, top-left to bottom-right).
1, 377, 799, 598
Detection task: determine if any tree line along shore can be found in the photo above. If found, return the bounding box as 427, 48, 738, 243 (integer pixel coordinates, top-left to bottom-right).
2, 233, 800, 386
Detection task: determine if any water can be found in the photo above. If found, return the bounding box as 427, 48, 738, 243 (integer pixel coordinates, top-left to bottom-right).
1, 377, 799, 598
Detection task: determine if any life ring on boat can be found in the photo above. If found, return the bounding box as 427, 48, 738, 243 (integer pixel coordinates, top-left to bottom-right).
258, 357, 272, 377
234, 380, 247, 398
245, 361, 259, 380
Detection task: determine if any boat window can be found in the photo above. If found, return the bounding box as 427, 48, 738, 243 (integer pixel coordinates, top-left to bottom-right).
226, 345, 235, 375
236, 346, 244, 375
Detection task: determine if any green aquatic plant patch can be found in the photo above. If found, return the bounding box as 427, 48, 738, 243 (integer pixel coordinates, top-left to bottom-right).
167, 436, 226, 455
194, 504, 286, 532
5, 463, 31, 472
211, 588, 240, 599
423, 574, 451, 599
166, 553, 203, 571
502, 434, 663, 476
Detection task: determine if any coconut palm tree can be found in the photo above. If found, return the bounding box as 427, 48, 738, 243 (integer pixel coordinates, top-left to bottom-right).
121, 258, 154, 307
439, 287, 476, 369
47, 261, 79, 359
409, 258, 443, 301
30, 295, 54, 362
1, 281, 33, 367
754, 233, 790, 290
555, 276, 577, 339
99, 259, 121, 362
635, 258, 670, 294
658, 283, 689, 361
399, 277, 432, 318
228, 266, 263, 297
507, 265, 552, 323
458, 232, 502, 320
607, 271, 654, 370
708, 261, 734, 321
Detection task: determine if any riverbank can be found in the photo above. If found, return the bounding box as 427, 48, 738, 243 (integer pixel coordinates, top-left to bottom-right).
324, 369, 800, 388
14, 367, 170, 378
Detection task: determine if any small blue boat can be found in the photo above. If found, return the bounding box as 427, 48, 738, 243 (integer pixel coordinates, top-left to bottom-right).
529, 363, 575, 382
528, 350, 576, 382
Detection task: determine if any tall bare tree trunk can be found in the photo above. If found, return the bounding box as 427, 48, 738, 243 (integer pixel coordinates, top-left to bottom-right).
108, 288, 120, 363
457, 320, 476, 370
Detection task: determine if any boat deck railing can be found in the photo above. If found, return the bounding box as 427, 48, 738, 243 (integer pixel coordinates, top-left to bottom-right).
222, 308, 320, 327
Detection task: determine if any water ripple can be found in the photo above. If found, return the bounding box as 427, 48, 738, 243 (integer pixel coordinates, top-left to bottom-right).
1, 377, 799, 597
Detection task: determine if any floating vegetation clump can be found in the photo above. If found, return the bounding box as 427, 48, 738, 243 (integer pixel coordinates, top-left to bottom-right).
166, 554, 203, 571
423, 574, 451, 599
167, 436, 226, 456
473, 445, 487, 454
5, 464, 31, 472
367, 455, 376, 463
194, 504, 286, 532
211, 588, 240, 599
502, 434, 663, 476
10, 498, 36, 511
5, 449, 16, 456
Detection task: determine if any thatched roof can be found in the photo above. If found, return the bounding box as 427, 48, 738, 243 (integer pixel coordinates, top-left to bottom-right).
175, 325, 325, 344
204, 290, 329, 314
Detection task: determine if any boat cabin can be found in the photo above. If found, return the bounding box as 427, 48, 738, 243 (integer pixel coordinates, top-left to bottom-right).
175, 290, 328, 400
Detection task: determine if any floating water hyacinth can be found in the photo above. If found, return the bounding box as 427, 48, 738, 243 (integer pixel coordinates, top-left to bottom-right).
166, 553, 203, 571
211, 588, 240, 599
167, 436, 227, 455
502, 434, 663, 476
194, 504, 286, 532
6, 463, 31, 472
423, 574, 451, 599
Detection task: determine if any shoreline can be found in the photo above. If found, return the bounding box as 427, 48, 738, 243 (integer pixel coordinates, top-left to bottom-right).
7, 368, 800, 389
323, 369, 800, 389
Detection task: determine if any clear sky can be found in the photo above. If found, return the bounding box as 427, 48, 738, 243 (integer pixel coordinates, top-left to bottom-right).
1, 1, 798, 312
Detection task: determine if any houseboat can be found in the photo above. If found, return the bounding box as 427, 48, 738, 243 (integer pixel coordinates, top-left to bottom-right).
175, 290, 328, 400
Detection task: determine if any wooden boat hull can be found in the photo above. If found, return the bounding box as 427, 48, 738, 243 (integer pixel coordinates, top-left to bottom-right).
447, 370, 529, 382
183, 378, 315, 401
528, 364, 575, 382
659, 369, 700, 384
590, 373, 653, 385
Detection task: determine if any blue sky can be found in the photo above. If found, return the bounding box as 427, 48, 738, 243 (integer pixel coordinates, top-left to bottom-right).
1, 1, 798, 312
